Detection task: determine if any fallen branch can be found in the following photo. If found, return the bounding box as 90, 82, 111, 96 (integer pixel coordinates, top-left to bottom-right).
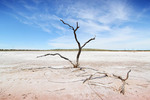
113, 70, 131, 81
83, 72, 108, 84
113, 70, 131, 95
83, 75, 93, 83
37, 53, 75, 67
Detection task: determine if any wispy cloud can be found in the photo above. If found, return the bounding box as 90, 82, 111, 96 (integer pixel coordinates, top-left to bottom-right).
49, 35, 76, 49
1, 0, 150, 49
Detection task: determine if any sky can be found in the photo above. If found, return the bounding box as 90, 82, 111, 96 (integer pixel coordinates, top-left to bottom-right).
0, 0, 150, 50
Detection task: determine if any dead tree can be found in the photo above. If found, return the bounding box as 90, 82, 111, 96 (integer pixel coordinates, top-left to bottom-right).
37, 19, 95, 68
113, 70, 131, 95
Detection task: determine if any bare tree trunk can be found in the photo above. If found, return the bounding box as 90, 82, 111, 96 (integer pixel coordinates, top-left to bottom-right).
60, 19, 95, 68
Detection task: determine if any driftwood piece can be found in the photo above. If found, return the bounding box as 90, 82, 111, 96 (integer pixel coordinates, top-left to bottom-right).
113, 70, 131, 95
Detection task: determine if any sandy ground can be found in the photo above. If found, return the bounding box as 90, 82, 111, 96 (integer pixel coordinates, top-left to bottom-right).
0, 51, 150, 100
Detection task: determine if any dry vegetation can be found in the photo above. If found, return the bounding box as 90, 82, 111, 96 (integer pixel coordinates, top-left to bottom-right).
37, 19, 95, 68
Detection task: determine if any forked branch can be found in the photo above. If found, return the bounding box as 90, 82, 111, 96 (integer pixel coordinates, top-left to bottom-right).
113, 70, 131, 94
83, 72, 108, 84
60, 19, 80, 47
60, 19, 95, 68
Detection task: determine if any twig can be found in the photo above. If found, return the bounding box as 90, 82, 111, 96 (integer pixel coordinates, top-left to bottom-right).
83, 72, 108, 84
60, 19, 75, 30
83, 75, 93, 83
81, 36, 96, 48
113, 70, 131, 81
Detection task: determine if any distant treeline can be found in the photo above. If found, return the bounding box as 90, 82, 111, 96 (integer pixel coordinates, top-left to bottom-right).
0, 49, 150, 52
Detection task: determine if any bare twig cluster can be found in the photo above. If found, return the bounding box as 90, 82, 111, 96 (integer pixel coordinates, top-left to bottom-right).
82, 70, 131, 95
37, 19, 95, 68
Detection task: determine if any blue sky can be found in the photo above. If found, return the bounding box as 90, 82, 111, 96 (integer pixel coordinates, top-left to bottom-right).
0, 0, 150, 50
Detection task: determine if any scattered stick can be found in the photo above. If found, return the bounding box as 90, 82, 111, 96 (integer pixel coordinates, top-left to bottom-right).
83, 72, 108, 84
113, 70, 131, 95
83, 75, 93, 83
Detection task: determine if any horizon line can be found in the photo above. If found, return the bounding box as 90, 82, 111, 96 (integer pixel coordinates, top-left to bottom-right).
0, 48, 150, 52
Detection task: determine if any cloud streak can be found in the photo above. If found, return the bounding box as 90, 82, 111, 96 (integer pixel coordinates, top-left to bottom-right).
1, 0, 150, 50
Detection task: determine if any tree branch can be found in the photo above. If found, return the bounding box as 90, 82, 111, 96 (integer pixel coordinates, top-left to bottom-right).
74, 22, 79, 32
83, 75, 93, 84
83, 72, 108, 84
124, 69, 131, 81
37, 53, 75, 67
81, 36, 96, 48
60, 19, 74, 30
60, 19, 80, 48
113, 70, 131, 81
113, 70, 131, 95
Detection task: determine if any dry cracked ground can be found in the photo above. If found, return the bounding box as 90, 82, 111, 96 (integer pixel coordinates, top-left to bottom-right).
0, 51, 150, 100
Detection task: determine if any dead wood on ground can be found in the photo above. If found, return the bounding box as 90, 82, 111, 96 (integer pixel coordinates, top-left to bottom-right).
83, 72, 108, 84
37, 53, 75, 67
113, 70, 131, 94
